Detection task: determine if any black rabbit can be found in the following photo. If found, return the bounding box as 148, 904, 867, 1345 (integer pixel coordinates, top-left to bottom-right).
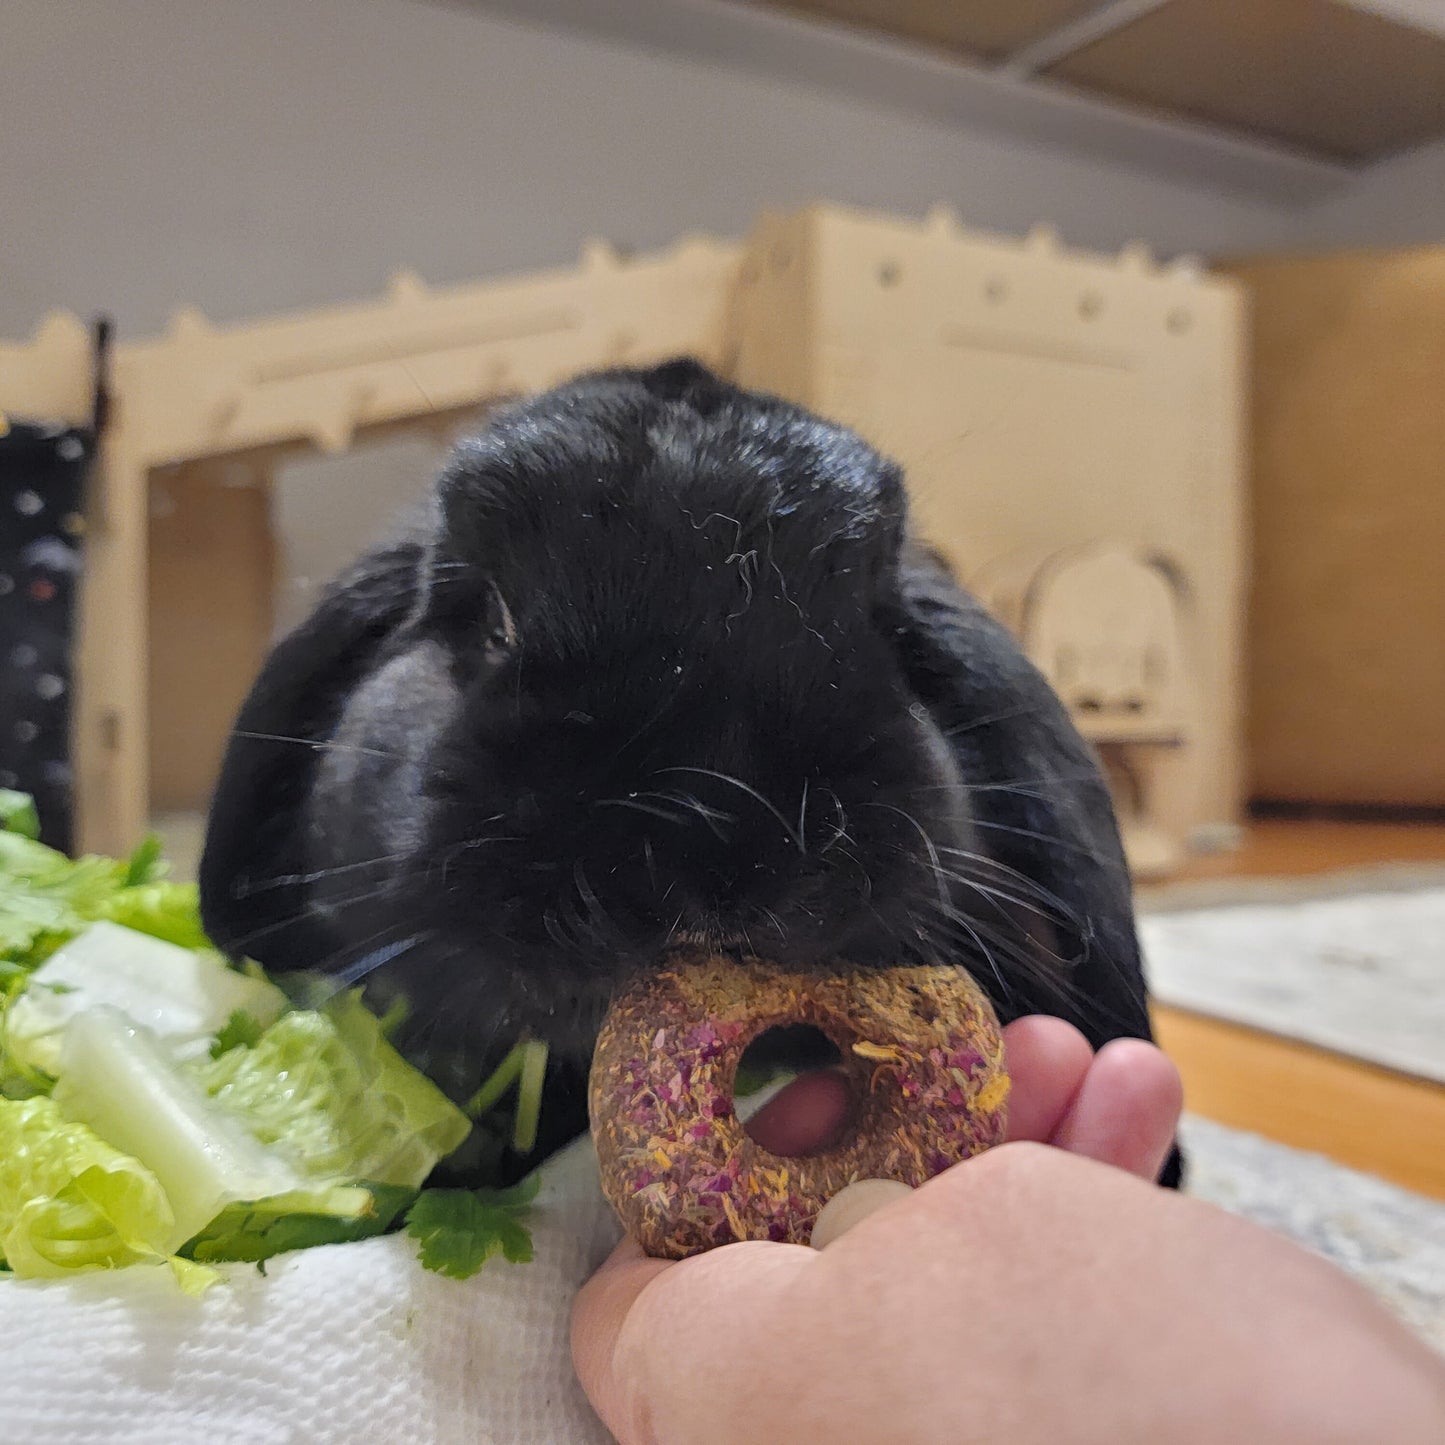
200, 359, 1179, 1184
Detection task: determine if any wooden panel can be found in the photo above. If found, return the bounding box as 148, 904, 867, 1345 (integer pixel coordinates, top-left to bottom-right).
742, 0, 1096, 61
147, 466, 275, 813
1047, 0, 1445, 161
1154, 1004, 1445, 1201
75, 232, 737, 852
1218, 248, 1445, 808
739, 204, 1248, 862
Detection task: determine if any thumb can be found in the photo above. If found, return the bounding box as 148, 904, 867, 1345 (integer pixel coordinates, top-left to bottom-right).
572, 1235, 814, 1444
571, 1238, 672, 1440
573, 1068, 845, 1438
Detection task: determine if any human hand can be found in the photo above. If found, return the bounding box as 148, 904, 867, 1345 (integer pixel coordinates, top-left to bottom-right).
573, 1019, 1445, 1444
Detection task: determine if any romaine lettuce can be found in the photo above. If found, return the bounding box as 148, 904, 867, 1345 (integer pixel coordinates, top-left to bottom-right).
192, 990, 471, 1190
0, 821, 177, 975
0, 1094, 176, 1277
0, 795, 530, 1287
53, 1007, 340, 1248
6, 921, 287, 1076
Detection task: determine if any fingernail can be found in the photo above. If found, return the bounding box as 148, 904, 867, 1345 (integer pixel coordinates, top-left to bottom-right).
810, 1179, 912, 1249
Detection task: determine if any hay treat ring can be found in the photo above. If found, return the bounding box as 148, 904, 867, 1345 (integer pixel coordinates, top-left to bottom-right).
589, 952, 1010, 1258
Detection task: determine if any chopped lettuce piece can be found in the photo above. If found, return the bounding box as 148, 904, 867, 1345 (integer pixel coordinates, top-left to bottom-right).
0, 832, 133, 966
5, 921, 287, 1076
98, 880, 213, 950
193, 991, 471, 1189
0, 823, 189, 973
167, 1255, 221, 1296
403, 1176, 539, 1279
0, 1094, 176, 1277
121, 834, 164, 888
53, 1007, 324, 1248
0, 790, 41, 841
210, 1009, 265, 1058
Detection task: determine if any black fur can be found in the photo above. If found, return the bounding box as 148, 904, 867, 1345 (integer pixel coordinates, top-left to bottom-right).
200, 359, 1181, 1186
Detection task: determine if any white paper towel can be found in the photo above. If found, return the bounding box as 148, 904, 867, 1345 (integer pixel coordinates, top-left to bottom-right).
4, 1117, 1440, 1445
0, 1136, 621, 1445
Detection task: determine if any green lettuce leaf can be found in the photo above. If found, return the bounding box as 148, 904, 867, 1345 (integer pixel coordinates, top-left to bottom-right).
210, 1009, 265, 1058
0, 790, 41, 841
97, 880, 212, 950
0, 831, 132, 966
5, 921, 287, 1077
121, 834, 165, 888
53, 1007, 332, 1248
45, 989, 468, 1262
192, 991, 471, 1189
0, 799, 521, 1282
0, 823, 189, 973
184, 1182, 416, 1267
0, 1094, 176, 1277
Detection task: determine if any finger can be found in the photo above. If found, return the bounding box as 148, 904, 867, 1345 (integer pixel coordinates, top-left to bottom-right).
744, 1068, 853, 1156
1000, 1015, 1094, 1144
1049, 1037, 1184, 1181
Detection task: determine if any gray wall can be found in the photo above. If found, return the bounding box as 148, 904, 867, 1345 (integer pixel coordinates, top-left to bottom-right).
4, 0, 1441, 622
2, 0, 1315, 341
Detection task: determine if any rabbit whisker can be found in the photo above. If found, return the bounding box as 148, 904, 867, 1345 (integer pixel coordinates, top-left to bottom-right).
231, 849, 413, 897
331, 932, 427, 988
963, 817, 1095, 858
230, 728, 402, 762
595, 797, 691, 827
658, 766, 804, 855
222, 879, 399, 951
943, 701, 1044, 737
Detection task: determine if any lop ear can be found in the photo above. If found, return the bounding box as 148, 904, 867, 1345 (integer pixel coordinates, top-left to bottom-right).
198, 534, 428, 965
887, 542, 1154, 1049
888, 546, 1183, 1189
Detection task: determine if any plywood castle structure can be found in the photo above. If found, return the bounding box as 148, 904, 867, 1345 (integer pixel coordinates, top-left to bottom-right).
0, 204, 1245, 877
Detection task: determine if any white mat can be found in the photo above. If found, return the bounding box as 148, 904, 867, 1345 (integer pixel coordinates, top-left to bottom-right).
1181, 1116, 1445, 1354
1140, 878, 1445, 1083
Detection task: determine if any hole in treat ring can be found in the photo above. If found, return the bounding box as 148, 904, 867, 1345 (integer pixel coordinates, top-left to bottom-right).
588, 951, 1011, 1258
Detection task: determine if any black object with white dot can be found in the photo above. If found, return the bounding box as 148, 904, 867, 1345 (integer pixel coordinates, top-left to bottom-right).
0, 415, 93, 851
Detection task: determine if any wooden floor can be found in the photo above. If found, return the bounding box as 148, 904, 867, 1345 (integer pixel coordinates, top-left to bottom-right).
1167, 817, 1445, 883
1148, 819, 1445, 1200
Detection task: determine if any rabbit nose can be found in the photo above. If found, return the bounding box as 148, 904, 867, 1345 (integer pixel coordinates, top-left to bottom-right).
604, 843, 761, 941
668, 912, 747, 950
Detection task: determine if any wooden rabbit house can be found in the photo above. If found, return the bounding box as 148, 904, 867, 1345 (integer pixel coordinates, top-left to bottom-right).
0, 203, 1245, 877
